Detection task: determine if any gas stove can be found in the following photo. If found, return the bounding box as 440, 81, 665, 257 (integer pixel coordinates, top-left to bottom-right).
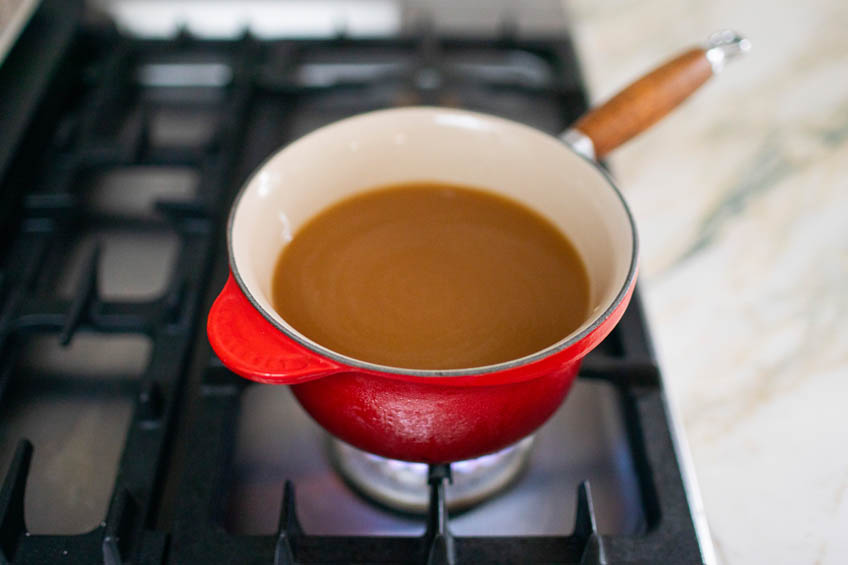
0, 1, 710, 562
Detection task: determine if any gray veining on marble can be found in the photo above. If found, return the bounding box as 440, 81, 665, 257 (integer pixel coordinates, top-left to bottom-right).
566, 0, 848, 563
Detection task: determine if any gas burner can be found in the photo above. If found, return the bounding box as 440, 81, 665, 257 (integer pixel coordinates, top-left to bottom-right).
330, 437, 535, 513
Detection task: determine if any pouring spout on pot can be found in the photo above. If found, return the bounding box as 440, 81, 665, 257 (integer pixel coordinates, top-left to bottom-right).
561, 29, 750, 160
207, 273, 345, 384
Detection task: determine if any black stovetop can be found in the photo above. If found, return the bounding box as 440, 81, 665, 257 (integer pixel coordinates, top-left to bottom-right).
0, 1, 706, 563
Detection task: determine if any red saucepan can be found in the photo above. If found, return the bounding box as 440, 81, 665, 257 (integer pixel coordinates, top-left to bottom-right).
207, 31, 748, 463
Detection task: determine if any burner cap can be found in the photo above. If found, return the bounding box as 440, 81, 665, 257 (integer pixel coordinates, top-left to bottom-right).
329, 437, 535, 514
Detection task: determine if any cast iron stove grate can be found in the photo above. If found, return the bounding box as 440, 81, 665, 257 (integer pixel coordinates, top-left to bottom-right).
0, 1, 706, 563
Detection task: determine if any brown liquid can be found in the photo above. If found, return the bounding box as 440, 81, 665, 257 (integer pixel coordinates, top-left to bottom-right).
272, 183, 590, 370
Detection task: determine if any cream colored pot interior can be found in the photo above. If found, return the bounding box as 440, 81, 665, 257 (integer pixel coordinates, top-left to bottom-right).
230, 107, 635, 370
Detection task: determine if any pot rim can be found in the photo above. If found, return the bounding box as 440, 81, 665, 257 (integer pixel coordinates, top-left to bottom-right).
226, 106, 639, 378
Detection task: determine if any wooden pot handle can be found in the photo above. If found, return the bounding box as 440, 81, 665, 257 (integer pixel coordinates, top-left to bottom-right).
564, 30, 750, 160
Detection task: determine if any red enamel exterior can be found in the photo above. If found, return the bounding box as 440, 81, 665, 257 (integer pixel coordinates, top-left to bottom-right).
207, 271, 636, 463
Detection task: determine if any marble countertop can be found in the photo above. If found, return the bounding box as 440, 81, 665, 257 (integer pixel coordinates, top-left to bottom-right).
567, 0, 848, 563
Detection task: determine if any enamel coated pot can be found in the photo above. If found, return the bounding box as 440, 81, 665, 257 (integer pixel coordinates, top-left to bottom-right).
207, 32, 748, 463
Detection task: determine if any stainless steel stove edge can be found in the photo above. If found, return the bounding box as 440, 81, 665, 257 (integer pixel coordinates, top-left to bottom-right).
660, 373, 717, 565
